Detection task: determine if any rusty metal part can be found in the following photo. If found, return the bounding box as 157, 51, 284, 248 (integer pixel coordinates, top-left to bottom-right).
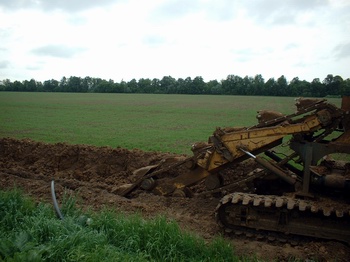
323, 175, 348, 189
256, 110, 285, 124
239, 148, 297, 186
172, 188, 188, 197
250, 97, 328, 128
295, 97, 326, 111
341, 96, 350, 131
120, 156, 194, 197
151, 166, 211, 196
205, 174, 223, 190
140, 178, 156, 191
196, 168, 265, 197
341, 96, 350, 112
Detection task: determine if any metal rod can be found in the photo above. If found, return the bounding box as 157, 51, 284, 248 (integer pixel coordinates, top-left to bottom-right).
239, 148, 256, 159
239, 148, 296, 185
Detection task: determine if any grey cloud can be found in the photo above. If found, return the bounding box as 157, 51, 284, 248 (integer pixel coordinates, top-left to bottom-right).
150, 0, 223, 24
241, 0, 329, 26
202, 1, 240, 21
153, 0, 201, 19
232, 47, 272, 62
0, 0, 123, 12
334, 42, 350, 59
150, 0, 329, 24
150, 0, 240, 22
0, 60, 10, 69
31, 45, 85, 58
25, 60, 45, 71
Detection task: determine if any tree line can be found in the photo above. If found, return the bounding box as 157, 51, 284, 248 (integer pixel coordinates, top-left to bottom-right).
1, 74, 349, 97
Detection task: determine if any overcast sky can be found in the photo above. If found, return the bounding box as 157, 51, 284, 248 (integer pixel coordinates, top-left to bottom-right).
0, 0, 349, 83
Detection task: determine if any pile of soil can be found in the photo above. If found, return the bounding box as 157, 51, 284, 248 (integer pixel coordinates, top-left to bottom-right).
1, 137, 349, 261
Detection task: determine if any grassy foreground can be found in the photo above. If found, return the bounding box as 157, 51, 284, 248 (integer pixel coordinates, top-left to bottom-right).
1, 92, 341, 154
0, 189, 248, 262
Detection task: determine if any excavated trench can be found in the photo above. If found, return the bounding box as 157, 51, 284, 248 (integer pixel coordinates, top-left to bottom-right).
1, 137, 349, 261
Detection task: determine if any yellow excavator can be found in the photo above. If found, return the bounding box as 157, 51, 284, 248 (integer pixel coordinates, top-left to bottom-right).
120, 96, 350, 244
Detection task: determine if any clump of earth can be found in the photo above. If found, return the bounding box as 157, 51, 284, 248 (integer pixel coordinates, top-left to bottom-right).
1, 138, 349, 261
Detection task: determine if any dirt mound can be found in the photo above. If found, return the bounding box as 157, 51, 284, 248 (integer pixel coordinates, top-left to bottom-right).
1, 137, 349, 261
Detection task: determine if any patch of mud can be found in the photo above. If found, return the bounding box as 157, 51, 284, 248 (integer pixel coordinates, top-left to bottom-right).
1, 138, 349, 261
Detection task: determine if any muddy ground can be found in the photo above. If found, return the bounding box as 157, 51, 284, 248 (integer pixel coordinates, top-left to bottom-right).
1, 138, 349, 261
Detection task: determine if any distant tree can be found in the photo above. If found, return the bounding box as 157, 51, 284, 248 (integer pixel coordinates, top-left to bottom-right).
43, 79, 59, 92
138, 78, 152, 93
185, 77, 194, 94
333, 75, 344, 96
108, 79, 115, 93
126, 79, 138, 93
191, 76, 206, 94
81, 76, 94, 92
160, 76, 177, 94
309, 78, 323, 97
276, 75, 288, 96
222, 75, 242, 95
12, 80, 23, 91
23, 79, 37, 91
119, 80, 127, 93
149, 78, 160, 93
36, 81, 43, 92
0, 81, 5, 91
176, 78, 184, 94
342, 78, 350, 96
1, 79, 12, 91
323, 74, 334, 86
207, 79, 221, 94
253, 74, 265, 95
59, 77, 68, 92
289, 77, 301, 96
67, 76, 83, 92
323, 74, 343, 96
242, 76, 254, 95
300, 80, 312, 97
264, 78, 277, 96
2, 73, 348, 97
94, 79, 114, 93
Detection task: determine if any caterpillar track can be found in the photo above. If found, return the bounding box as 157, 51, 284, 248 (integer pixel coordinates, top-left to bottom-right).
120, 96, 350, 244
216, 193, 350, 244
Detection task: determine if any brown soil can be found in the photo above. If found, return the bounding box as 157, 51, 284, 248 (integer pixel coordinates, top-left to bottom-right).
1, 137, 349, 261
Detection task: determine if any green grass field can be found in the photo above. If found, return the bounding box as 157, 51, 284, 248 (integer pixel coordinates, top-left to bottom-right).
0, 92, 342, 154
1, 189, 246, 262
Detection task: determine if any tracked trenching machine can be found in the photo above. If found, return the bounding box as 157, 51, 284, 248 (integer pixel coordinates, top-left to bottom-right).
120, 96, 350, 243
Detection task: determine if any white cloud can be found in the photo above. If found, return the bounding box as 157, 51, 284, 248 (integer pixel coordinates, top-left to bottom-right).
0, 0, 122, 12
31, 45, 86, 58
0, 0, 349, 82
